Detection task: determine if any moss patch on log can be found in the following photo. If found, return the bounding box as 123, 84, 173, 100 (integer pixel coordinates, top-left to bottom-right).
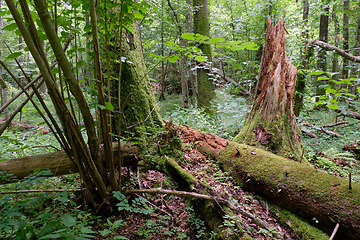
218, 141, 360, 239
270, 205, 329, 240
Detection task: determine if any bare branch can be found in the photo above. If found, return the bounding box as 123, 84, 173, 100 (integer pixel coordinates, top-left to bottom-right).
308, 40, 360, 63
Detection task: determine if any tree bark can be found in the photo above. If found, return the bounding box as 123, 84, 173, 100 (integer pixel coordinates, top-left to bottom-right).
343, 0, 350, 80
0, 143, 139, 183
167, 0, 189, 108
293, 0, 309, 117
193, 0, 215, 111
316, 0, 329, 101
111, 22, 164, 142
234, 17, 304, 162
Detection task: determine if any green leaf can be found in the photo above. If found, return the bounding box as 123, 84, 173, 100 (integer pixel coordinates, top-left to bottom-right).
328, 104, 338, 110
39, 234, 62, 239
115, 236, 129, 240
317, 76, 329, 81
4, 23, 18, 31
105, 102, 114, 111
230, 45, 244, 51
241, 42, 259, 50
195, 56, 207, 62
63, 214, 76, 227
325, 88, 337, 94
7, 52, 23, 60
99, 229, 112, 236
207, 37, 225, 44
133, 11, 144, 19
181, 33, 196, 40
98, 104, 105, 110
309, 71, 325, 76
166, 41, 177, 47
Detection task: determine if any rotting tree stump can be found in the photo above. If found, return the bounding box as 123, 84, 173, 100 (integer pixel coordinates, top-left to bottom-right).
234, 17, 303, 162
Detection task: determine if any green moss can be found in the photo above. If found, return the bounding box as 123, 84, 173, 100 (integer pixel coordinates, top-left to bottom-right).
219, 142, 360, 225
233, 110, 304, 162
271, 206, 329, 240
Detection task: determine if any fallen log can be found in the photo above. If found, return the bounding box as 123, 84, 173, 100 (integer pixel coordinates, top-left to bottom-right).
177, 125, 360, 240
0, 143, 139, 182
335, 108, 360, 120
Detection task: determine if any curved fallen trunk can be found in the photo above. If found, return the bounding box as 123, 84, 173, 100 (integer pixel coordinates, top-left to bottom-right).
177, 125, 360, 239
0, 143, 139, 182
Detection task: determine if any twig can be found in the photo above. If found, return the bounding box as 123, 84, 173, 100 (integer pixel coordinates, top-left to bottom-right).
322, 121, 350, 128
0, 188, 84, 194
31, 145, 61, 151
124, 187, 281, 237
321, 128, 342, 137
126, 101, 160, 129
329, 223, 340, 240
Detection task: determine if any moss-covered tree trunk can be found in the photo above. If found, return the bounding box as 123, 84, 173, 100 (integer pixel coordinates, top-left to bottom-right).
193, 0, 215, 111
234, 17, 304, 161
111, 22, 163, 142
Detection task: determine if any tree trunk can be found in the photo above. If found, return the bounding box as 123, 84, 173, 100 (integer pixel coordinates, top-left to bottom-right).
0, 143, 139, 183
193, 0, 215, 111
178, 125, 360, 240
293, 0, 309, 116
342, 0, 350, 80
167, 0, 189, 108
111, 22, 164, 142
316, 0, 329, 103
234, 17, 304, 162
331, 6, 340, 82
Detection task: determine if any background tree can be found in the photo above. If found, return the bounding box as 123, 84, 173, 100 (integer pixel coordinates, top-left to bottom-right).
193, 0, 215, 110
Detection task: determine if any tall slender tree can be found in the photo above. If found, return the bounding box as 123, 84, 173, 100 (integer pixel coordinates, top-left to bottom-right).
193, 0, 215, 111
294, 0, 309, 116
343, 0, 350, 80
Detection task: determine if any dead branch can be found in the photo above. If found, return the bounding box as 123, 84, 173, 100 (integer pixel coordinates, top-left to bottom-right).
308, 40, 360, 63
197, 62, 250, 96
321, 127, 342, 137
335, 109, 360, 120
321, 121, 350, 128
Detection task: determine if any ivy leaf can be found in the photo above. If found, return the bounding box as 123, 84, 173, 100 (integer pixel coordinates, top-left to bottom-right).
7, 52, 23, 60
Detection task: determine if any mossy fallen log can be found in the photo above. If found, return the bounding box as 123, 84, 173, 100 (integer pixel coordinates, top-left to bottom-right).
177, 125, 359, 239
0, 143, 139, 182
201, 141, 360, 239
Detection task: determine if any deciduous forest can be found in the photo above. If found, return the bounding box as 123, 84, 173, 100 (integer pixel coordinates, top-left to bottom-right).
0, 0, 359, 239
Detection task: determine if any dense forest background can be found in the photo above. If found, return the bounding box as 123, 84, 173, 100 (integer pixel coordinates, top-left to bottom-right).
0, 0, 359, 239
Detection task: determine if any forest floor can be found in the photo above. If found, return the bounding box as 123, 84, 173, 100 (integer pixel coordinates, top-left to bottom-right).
93, 125, 324, 239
